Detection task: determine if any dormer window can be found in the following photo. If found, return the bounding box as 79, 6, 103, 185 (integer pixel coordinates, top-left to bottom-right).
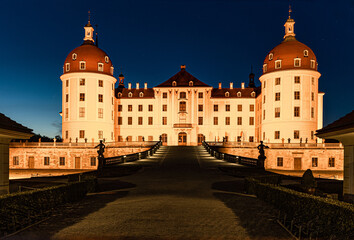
118, 92, 122, 98
72, 53, 77, 60
139, 92, 144, 97
294, 58, 301, 67
105, 56, 109, 63
128, 92, 132, 98
172, 81, 177, 87
275, 60, 282, 69
225, 92, 229, 97
80, 61, 86, 70
310, 60, 316, 69
65, 63, 70, 72
110, 67, 114, 75
189, 81, 193, 87
251, 91, 255, 97
263, 64, 267, 73
304, 50, 309, 57
98, 63, 104, 72
237, 92, 241, 97
269, 53, 273, 61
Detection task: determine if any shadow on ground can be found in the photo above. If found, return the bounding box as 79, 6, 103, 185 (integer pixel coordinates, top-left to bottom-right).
212, 180, 291, 240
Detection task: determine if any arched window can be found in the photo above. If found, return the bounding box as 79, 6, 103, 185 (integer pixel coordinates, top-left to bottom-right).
225, 91, 230, 97
98, 63, 104, 72
269, 53, 273, 61
275, 60, 282, 69
303, 50, 309, 57
110, 67, 114, 75
105, 56, 109, 63
237, 91, 241, 97
179, 101, 186, 112
72, 53, 77, 60
294, 58, 301, 67
172, 81, 177, 87
251, 91, 255, 97
139, 92, 144, 97
118, 92, 122, 98
128, 92, 132, 98
65, 63, 70, 72
189, 81, 193, 87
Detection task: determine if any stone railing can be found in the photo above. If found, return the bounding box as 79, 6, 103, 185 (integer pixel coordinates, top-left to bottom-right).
206, 141, 343, 149
10, 141, 158, 148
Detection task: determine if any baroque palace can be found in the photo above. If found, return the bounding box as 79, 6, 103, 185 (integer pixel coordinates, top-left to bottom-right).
62, 14, 323, 146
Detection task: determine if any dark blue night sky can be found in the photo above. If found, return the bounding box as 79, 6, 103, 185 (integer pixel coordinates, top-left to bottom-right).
0, 0, 353, 137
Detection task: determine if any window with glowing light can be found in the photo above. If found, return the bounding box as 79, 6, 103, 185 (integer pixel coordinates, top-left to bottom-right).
213, 117, 218, 125
80, 93, 85, 101
148, 117, 153, 125
98, 108, 103, 118
179, 101, 186, 112
225, 105, 230, 112
225, 117, 230, 125
237, 117, 242, 125
98, 80, 103, 87
98, 63, 104, 72
294, 58, 301, 67
275, 60, 281, 69
79, 130, 85, 138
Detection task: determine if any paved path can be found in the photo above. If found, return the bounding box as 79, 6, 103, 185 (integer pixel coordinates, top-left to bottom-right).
8, 146, 291, 240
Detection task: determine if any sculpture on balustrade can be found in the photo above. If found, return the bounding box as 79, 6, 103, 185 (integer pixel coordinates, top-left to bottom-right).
95, 140, 106, 170
257, 141, 269, 169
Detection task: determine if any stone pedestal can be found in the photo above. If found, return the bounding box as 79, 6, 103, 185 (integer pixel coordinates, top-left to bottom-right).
0, 138, 11, 195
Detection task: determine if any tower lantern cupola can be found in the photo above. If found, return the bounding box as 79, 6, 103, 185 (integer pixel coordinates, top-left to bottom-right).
283, 6, 295, 41
83, 11, 94, 43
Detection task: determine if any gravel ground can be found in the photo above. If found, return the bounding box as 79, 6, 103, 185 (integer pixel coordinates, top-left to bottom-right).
6, 146, 291, 240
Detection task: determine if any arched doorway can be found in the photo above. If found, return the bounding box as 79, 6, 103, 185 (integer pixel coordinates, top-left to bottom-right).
178, 132, 187, 146
161, 133, 168, 146
197, 134, 205, 145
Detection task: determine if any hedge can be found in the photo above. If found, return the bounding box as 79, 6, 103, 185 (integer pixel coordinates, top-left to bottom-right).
0, 179, 96, 236
245, 177, 354, 238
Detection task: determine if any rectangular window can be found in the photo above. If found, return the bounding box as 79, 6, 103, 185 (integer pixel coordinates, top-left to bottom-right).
66, 79, 69, 87
275, 107, 280, 118
162, 105, 167, 111
275, 60, 281, 69
250, 104, 254, 112
98, 130, 103, 139
225, 104, 230, 112
237, 104, 242, 112
162, 117, 167, 125
310, 60, 316, 69
118, 105, 122, 112
275, 131, 280, 139
311, 92, 314, 101
275, 77, 281, 85
98, 108, 103, 118
294, 58, 301, 67
65, 63, 70, 72
138, 105, 143, 112
180, 92, 186, 99
148, 105, 153, 111
118, 117, 122, 125
294, 76, 300, 84
263, 132, 265, 140
263, 80, 266, 88
98, 80, 103, 87
311, 131, 314, 140
80, 78, 85, 86
213, 117, 218, 125
294, 107, 300, 117
277, 157, 283, 167
163, 92, 167, 98
294, 130, 300, 139
65, 94, 69, 102
128, 117, 132, 125
79, 130, 85, 138
90, 157, 96, 166
198, 117, 203, 125
312, 157, 318, 167
275, 92, 280, 101
198, 104, 203, 112
214, 104, 218, 112
263, 95, 266, 104
249, 117, 254, 125
198, 92, 203, 98
65, 130, 68, 139
98, 94, 103, 102
312, 77, 315, 85
13, 156, 19, 165
98, 63, 104, 72
79, 107, 85, 118
138, 117, 143, 125
225, 117, 230, 125
60, 157, 65, 166
80, 93, 85, 101
117, 136, 123, 142
249, 136, 254, 142
80, 61, 86, 70
44, 157, 50, 166
329, 158, 335, 167
148, 117, 153, 125
237, 117, 242, 125
294, 91, 300, 100
263, 110, 265, 120
128, 105, 132, 112
311, 107, 315, 118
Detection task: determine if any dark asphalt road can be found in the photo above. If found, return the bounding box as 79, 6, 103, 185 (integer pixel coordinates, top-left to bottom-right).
7, 146, 291, 240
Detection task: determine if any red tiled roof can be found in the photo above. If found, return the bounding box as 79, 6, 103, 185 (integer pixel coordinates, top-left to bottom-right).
316, 110, 354, 135
0, 113, 33, 134
156, 68, 210, 88
211, 87, 260, 98
116, 88, 155, 98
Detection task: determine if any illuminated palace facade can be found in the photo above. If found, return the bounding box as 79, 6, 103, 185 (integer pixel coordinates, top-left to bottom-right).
61, 15, 323, 146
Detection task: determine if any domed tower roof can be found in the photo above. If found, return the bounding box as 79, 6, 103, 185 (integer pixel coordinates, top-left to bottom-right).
262, 8, 318, 74
63, 20, 114, 76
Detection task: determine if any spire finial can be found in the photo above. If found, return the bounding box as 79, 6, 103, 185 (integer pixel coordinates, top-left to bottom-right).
88, 10, 91, 24
288, 5, 292, 19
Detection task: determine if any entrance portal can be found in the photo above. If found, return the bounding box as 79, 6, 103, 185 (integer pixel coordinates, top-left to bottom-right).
178, 132, 187, 146
197, 134, 205, 146
28, 156, 34, 169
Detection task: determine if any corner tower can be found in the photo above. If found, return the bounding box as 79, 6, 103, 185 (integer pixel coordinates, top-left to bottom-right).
259, 9, 324, 143
60, 19, 117, 143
